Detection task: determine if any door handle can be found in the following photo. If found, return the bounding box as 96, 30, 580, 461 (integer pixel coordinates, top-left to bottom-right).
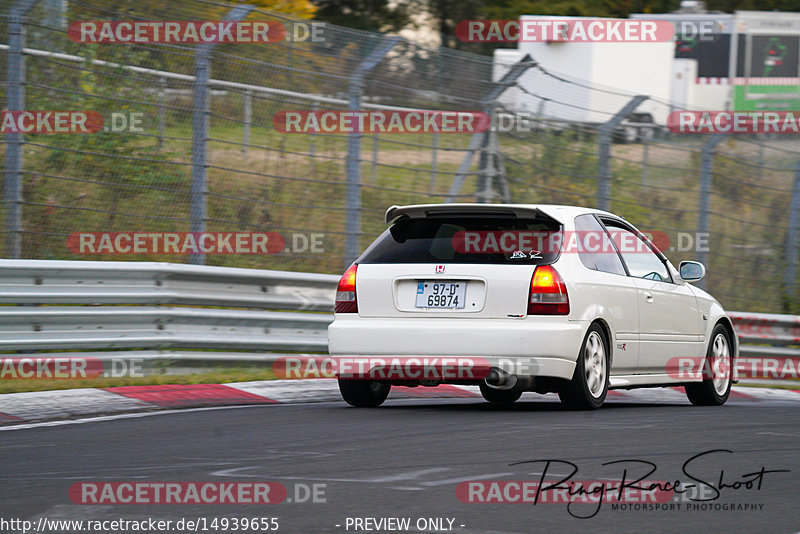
644, 292, 654, 303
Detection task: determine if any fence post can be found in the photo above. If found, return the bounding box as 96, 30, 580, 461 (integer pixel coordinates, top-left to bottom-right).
189, 4, 254, 265
190, 43, 211, 266
429, 132, 439, 193
157, 76, 166, 151
596, 95, 647, 211
476, 107, 511, 203
41, 0, 66, 51
4, 0, 41, 259
370, 132, 379, 183
476, 129, 493, 204
641, 133, 650, 187
530, 99, 547, 168
344, 37, 400, 267
696, 134, 726, 289
446, 55, 535, 202
784, 161, 800, 305
242, 89, 252, 154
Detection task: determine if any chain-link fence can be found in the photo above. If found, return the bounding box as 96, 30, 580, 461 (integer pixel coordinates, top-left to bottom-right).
491, 59, 800, 314
2, 0, 800, 314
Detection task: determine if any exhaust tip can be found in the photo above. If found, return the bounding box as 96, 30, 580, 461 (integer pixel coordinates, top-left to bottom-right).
485, 368, 518, 390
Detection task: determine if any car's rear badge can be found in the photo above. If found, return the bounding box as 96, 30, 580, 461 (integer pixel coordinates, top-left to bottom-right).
435, 265, 445, 273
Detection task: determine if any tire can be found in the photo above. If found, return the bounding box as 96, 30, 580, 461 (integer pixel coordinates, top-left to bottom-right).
685, 325, 732, 406
559, 324, 609, 410
338, 379, 390, 407
479, 382, 523, 404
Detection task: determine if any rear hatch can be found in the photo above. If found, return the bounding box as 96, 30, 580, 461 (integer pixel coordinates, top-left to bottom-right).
354, 208, 563, 319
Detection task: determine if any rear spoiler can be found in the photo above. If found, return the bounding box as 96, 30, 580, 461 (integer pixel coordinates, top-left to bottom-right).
385, 204, 553, 224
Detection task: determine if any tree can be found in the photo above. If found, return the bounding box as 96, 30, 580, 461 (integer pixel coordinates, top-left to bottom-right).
311, 0, 410, 32
242, 0, 317, 18
428, 0, 487, 49
483, 0, 611, 19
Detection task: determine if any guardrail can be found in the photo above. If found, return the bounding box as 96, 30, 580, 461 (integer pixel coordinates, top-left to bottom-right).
0, 260, 337, 361
728, 312, 800, 359
0, 260, 798, 366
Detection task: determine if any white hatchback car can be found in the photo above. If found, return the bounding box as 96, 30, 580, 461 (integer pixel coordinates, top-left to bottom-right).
328, 203, 737, 410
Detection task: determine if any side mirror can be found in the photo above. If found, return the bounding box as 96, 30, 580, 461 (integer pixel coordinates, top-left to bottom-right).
679, 261, 705, 282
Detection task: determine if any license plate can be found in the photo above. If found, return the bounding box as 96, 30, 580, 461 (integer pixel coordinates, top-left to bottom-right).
415, 281, 466, 309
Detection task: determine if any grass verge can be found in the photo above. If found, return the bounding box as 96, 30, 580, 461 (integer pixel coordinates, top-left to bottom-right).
0, 367, 278, 395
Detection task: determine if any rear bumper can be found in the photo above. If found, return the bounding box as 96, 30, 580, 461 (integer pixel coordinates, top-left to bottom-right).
328, 316, 586, 380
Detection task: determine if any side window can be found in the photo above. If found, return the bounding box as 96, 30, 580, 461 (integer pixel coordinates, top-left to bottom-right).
602, 220, 672, 283
573, 215, 626, 275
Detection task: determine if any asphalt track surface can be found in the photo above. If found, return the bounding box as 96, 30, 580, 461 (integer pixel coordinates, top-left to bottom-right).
2, 393, 799, 534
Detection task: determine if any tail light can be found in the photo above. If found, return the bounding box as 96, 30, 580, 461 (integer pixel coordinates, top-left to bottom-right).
528, 265, 569, 315
335, 264, 358, 313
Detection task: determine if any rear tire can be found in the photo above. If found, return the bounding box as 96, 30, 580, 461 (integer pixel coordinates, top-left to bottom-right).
479, 382, 523, 404
685, 325, 732, 406
338, 379, 390, 407
559, 324, 609, 410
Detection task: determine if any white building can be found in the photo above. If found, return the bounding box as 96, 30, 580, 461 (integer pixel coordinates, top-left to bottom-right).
493, 15, 675, 125
495, 9, 800, 123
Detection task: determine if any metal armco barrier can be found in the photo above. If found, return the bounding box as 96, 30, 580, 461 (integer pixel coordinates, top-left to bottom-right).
728, 312, 800, 359
0, 260, 798, 365
0, 260, 337, 360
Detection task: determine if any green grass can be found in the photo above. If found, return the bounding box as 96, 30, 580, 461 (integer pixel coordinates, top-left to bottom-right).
0, 366, 279, 395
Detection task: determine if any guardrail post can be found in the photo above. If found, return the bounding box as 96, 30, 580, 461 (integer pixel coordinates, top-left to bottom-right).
784, 161, 800, 305
596, 95, 648, 211
696, 134, 726, 289
189, 4, 254, 265
446, 55, 536, 203
4, 0, 41, 259
344, 37, 400, 267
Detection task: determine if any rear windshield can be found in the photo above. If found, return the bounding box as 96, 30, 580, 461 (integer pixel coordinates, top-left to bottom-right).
357, 216, 562, 265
